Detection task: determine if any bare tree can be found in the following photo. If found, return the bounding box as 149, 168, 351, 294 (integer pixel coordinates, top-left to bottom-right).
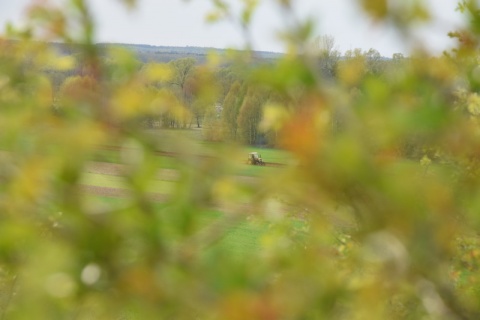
315, 34, 336, 54
311, 35, 341, 79
365, 48, 384, 75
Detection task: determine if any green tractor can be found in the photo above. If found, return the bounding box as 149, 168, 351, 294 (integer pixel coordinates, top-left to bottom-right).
247, 152, 265, 166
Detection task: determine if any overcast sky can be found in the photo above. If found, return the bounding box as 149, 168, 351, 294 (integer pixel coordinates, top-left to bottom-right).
0, 0, 465, 57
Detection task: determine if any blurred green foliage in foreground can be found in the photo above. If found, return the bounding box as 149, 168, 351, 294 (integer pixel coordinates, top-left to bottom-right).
2, 0, 480, 318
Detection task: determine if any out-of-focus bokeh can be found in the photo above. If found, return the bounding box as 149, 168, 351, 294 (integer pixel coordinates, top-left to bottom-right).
1, 0, 480, 318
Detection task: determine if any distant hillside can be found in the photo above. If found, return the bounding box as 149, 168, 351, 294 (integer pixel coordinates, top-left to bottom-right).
46, 41, 283, 64
96, 43, 283, 64
40, 41, 283, 90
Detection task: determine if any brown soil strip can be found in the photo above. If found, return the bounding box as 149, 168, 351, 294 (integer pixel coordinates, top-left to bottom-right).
95, 145, 285, 167
97, 145, 209, 159
86, 161, 258, 186
86, 161, 179, 180
264, 162, 285, 167
81, 185, 170, 202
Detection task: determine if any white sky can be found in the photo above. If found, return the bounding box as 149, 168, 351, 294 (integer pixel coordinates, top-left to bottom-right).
0, 0, 465, 57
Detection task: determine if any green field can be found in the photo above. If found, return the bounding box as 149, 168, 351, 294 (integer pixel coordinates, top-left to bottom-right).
83, 129, 300, 256
85, 194, 272, 256
92, 129, 294, 178
82, 173, 176, 194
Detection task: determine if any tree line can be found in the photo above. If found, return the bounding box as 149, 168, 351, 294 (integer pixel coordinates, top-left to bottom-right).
49, 36, 408, 148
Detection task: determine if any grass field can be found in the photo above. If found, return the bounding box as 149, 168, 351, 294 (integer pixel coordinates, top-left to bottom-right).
83, 129, 298, 255
92, 129, 294, 179
92, 149, 180, 169
85, 194, 271, 256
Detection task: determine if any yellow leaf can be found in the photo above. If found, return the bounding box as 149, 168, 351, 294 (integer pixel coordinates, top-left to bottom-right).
10, 157, 51, 202
360, 0, 387, 19
420, 155, 431, 167
260, 103, 289, 131
48, 55, 76, 71
207, 51, 222, 67
112, 85, 150, 119
468, 93, 480, 115
143, 63, 173, 83
36, 75, 54, 109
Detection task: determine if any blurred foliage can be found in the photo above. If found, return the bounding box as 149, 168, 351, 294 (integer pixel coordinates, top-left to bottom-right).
1, 0, 480, 319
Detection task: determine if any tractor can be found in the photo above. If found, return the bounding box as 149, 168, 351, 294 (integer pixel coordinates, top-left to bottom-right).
247, 152, 265, 165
